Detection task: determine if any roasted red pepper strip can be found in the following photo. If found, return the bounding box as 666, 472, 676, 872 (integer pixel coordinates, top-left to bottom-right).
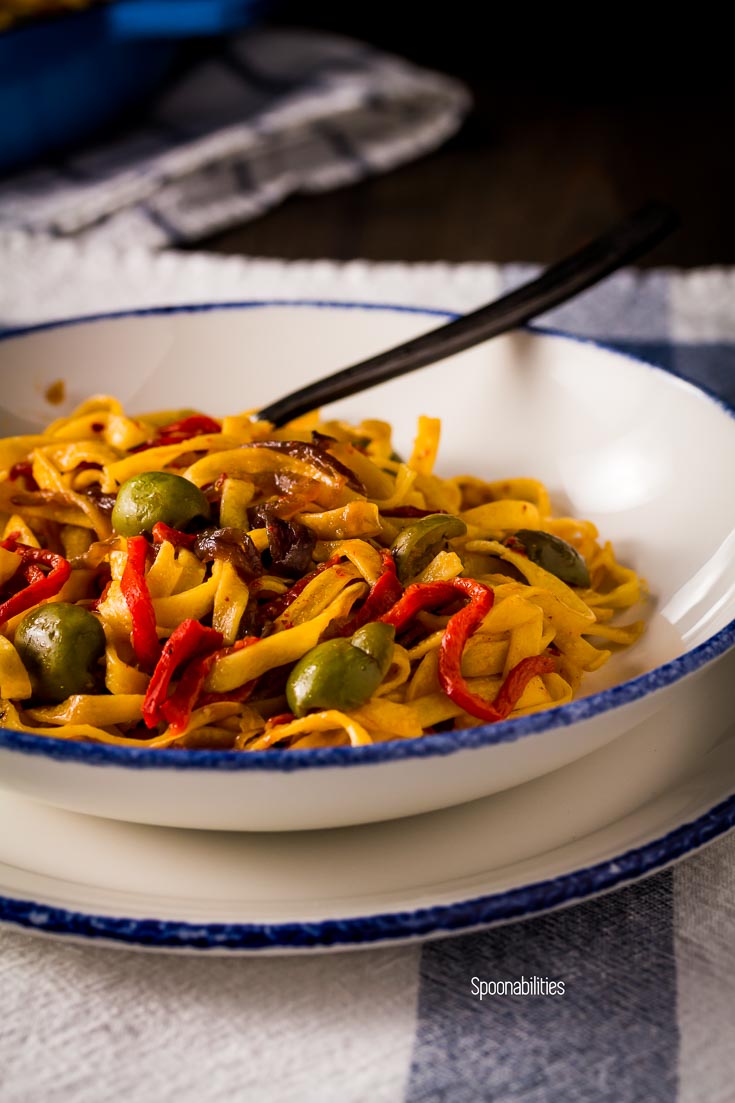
151, 522, 196, 549
162, 636, 257, 734
379, 577, 555, 723
490, 655, 556, 719
435, 577, 496, 718
131, 415, 222, 453
436, 579, 555, 721
339, 550, 404, 635
379, 580, 459, 631
0, 538, 71, 625
22, 564, 45, 585
143, 618, 224, 728
160, 653, 217, 733
157, 415, 221, 439
120, 535, 160, 672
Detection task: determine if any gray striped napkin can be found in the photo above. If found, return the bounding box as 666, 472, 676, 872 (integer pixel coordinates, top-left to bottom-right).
0, 28, 469, 248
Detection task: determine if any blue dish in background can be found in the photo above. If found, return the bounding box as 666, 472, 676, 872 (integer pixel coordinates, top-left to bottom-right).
0, 0, 270, 174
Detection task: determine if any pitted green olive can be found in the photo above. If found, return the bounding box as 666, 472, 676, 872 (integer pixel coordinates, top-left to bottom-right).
391, 514, 467, 583
111, 471, 210, 537
511, 529, 590, 588
15, 602, 106, 703
348, 623, 396, 676
286, 622, 395, 717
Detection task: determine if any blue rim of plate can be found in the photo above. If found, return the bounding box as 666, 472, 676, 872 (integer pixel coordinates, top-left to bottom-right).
0, 299, 733, 775
1, 786, 734, 950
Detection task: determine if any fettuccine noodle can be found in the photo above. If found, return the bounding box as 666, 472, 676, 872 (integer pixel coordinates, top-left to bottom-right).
0, 398, 645, 751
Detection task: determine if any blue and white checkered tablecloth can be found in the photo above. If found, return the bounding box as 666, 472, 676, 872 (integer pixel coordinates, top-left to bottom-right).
0, 241, 733, 1102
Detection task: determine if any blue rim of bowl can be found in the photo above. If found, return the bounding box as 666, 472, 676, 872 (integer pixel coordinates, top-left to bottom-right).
0, 299, 733, 774
1, 786, 734, 950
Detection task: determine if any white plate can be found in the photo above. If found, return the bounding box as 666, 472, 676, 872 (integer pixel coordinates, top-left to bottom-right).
0, 639, 733, 954
0, 302, 734, 830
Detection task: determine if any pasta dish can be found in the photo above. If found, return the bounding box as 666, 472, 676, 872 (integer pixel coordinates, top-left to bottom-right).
0, 397, 644, 751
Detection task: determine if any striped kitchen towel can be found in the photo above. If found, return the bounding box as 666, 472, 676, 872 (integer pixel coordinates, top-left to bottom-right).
0, 28, 469, 248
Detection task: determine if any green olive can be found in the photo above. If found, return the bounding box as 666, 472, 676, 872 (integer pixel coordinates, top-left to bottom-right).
511, 529, 591, 588
348, 623, 396, 677
391, 514, 467, 583
286, 623, 395, 717
15, 602, 106, 703
111, 471, 210, 537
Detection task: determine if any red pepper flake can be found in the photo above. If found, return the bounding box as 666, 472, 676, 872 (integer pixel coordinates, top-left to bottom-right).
0, 537, 71, 625
120, 535, 160, 672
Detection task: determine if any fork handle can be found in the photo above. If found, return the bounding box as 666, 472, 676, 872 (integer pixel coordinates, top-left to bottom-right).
257, 201, 679, 427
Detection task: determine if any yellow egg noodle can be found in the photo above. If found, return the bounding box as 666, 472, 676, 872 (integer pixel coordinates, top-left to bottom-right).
0, 397, 645, 751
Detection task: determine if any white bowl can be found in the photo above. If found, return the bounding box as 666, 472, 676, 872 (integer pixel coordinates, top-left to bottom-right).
0, 302, 733, 831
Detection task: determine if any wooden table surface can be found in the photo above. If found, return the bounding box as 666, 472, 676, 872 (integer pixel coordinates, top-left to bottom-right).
199, 5, 735, 268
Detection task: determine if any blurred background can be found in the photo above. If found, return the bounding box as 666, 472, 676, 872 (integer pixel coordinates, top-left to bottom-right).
2, 0, 733, 265
219, 4, 734, 266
